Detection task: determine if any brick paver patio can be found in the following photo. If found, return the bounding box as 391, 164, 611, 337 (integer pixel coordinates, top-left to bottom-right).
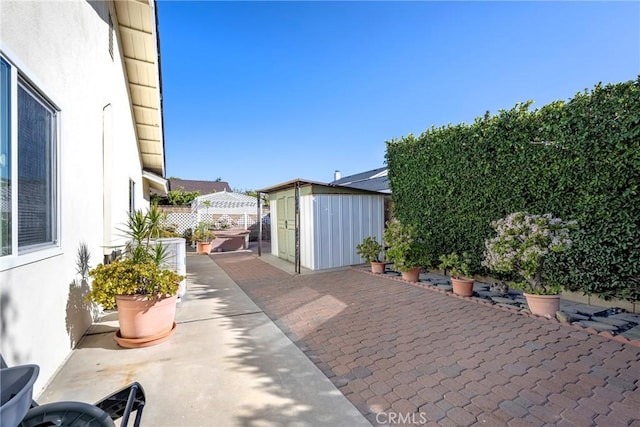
213, 253, 640, 426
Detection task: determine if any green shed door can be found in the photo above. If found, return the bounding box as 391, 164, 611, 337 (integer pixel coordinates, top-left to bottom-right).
277, 191, 296, 263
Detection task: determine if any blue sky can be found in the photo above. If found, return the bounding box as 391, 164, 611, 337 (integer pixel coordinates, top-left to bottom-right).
158, 1, 640, 191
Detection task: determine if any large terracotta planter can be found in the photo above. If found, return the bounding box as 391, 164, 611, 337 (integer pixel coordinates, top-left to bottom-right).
196, 241, 212, 254
451, 277, 475, 297
370, 262, 386, 274
401, 268, 420, 282
524, 293, 560, 318
115, 294, 177, 347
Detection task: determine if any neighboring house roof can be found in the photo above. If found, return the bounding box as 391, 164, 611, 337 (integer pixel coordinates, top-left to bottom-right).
169, 179, 232, 195
114, 0, 165, 178
330, 167, 390, 194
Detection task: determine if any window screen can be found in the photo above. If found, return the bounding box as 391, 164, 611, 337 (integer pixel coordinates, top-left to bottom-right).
17, 81, 56, 250
0, 59, 11, 256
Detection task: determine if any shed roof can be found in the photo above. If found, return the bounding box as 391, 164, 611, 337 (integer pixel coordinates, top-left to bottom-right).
257, 178, 385, 196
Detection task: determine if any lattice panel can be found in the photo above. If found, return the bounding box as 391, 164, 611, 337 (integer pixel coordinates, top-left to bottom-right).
165, 212, 194, 234
164, 211, 270, 235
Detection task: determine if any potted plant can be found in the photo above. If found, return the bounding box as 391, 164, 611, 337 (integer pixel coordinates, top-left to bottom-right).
438, 252, 475, 297
356, 236, 385, 274
87, 205, 184, 348
193, 221, 216, 254
483, 212, 577, 317
383, 218, 423, 282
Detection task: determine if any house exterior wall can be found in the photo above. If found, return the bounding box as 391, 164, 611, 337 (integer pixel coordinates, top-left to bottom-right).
308, 194, 384, 270
0, 0, 148, 392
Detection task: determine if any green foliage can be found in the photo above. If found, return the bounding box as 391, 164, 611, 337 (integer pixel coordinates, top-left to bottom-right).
438, 252, 472, 279
87, 204, 184, 308
192, 221, 216, 242
386, 77, 640, 301
150, 193, 165, 205
121, 204, 171, 265
87, 260, 182, 310
356, 236, 384, 263
383, 218, 426, 272
167, 187, 200, 206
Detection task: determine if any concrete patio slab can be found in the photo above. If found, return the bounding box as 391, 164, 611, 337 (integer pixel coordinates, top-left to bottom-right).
37, 254, 369, 426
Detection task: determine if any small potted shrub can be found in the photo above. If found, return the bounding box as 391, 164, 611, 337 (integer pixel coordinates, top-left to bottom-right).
356, 236, 385, 274
193, 221, 216, 254
438, 252, 474, 297
483, 212, 577, 317
383, 218, 423, 282
87, 205, 184, 348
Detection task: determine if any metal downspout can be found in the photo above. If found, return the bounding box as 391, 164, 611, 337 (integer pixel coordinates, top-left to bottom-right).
257, 192, 262, 257
295, 182, 300, 274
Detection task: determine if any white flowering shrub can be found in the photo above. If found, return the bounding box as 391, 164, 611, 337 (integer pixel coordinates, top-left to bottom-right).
483, 212, 577, 294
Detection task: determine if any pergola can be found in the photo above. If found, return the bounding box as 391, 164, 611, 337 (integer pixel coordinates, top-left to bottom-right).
191, 191, 260, 229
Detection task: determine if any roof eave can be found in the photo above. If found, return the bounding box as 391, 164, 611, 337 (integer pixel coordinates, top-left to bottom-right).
114, 0, 165, 177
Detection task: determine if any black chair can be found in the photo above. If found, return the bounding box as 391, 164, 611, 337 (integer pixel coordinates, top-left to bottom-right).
1, 355, 145, 427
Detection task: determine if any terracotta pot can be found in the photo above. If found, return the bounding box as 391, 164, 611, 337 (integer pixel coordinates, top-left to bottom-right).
370, 262, 386, 274
401, 267, 420, 282
524, 293, 560, 318
196, 242, 212, 254
114, 322, 177, 349
115, 294, 177, 341
451, 277, 475, 297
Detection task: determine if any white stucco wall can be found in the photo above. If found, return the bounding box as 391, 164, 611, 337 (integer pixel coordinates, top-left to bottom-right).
0, 1, 147, 392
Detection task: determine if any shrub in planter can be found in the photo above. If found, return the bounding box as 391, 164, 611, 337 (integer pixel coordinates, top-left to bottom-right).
383, 218, 424, 281
356, 236, 385, 273
88, 260, 181, 310
193, 221, 216, 254
87, 205, 185, 347
438, 252, 475, 297
483, 212, 577, 316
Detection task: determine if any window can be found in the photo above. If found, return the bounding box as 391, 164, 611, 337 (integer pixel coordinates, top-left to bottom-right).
0, 59, 11, 256
0, 55, 59, 264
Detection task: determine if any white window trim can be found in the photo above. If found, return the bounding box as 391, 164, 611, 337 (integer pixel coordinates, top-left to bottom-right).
0, 53, 62, 272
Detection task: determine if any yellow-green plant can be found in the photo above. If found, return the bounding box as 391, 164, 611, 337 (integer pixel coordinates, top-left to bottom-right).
87, 205, 184, 308
192, 221, 216, 243
87, 260, 182, 309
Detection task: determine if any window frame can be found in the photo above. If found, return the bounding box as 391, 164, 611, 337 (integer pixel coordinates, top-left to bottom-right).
0, 52, 62, 271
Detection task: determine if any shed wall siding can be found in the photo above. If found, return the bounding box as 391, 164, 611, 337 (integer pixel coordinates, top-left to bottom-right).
269, 198, 278, 255
310, 195, 384, 270
299, 195, 315, 270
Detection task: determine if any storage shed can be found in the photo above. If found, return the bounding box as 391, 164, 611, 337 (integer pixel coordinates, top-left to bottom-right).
257, 179, 385, 272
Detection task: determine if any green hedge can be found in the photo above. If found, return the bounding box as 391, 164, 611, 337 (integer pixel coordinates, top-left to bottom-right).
385, 77, 640, 301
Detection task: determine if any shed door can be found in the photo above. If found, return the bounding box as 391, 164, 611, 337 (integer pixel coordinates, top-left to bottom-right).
277, 192, 296, 263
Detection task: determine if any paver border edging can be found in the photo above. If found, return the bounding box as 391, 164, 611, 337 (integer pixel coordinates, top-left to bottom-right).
350, 266, 640, 348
